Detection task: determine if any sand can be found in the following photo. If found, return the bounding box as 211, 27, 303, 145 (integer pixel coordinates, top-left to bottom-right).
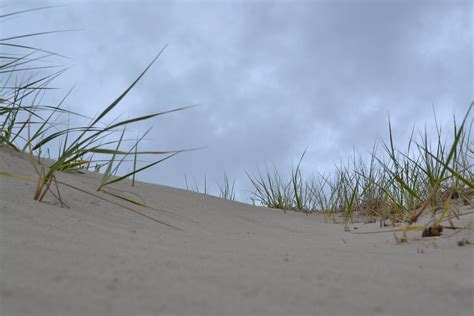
0, 145, 473, 316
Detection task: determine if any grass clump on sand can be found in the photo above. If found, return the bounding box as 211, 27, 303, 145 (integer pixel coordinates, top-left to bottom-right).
217, 172, 236, 201
249, 104, 473, 241
0, 6, 195, 228
183, 173, 236, 201
247, 149, 311, 212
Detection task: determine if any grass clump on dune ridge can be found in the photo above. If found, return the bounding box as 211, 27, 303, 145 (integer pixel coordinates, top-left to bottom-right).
217, 172, 236, 201
0, 6, 196, 228
247, 149, 312, 212
249, 104, 473, 240
183, 172, 237, 201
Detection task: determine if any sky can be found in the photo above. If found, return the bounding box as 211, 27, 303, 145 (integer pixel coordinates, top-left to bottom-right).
2, 0, 473, 201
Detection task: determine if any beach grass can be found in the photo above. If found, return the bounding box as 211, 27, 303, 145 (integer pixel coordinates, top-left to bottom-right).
248, 103, 473, 239
0, 6, 196, 228
217, 172, 236, 200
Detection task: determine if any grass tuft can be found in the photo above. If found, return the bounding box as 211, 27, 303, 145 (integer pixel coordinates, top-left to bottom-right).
248, 103, 473, 240
0, 6, 197, 228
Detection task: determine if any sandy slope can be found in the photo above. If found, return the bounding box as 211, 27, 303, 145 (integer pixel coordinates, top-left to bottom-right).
0, 145, 473, 316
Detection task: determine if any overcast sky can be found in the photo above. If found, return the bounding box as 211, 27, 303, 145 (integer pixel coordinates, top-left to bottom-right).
3, 0, 473, 200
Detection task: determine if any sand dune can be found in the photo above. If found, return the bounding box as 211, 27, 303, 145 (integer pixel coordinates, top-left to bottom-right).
0, 145, 473, 316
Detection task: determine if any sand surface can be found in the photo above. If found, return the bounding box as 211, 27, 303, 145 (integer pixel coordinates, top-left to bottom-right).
0, 145, 473, 316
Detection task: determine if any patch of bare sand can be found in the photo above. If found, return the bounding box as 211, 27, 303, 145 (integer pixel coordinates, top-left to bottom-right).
0, 146, 473, 316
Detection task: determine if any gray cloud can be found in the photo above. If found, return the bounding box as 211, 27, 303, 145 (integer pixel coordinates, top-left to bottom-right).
4, 0, 472, 200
